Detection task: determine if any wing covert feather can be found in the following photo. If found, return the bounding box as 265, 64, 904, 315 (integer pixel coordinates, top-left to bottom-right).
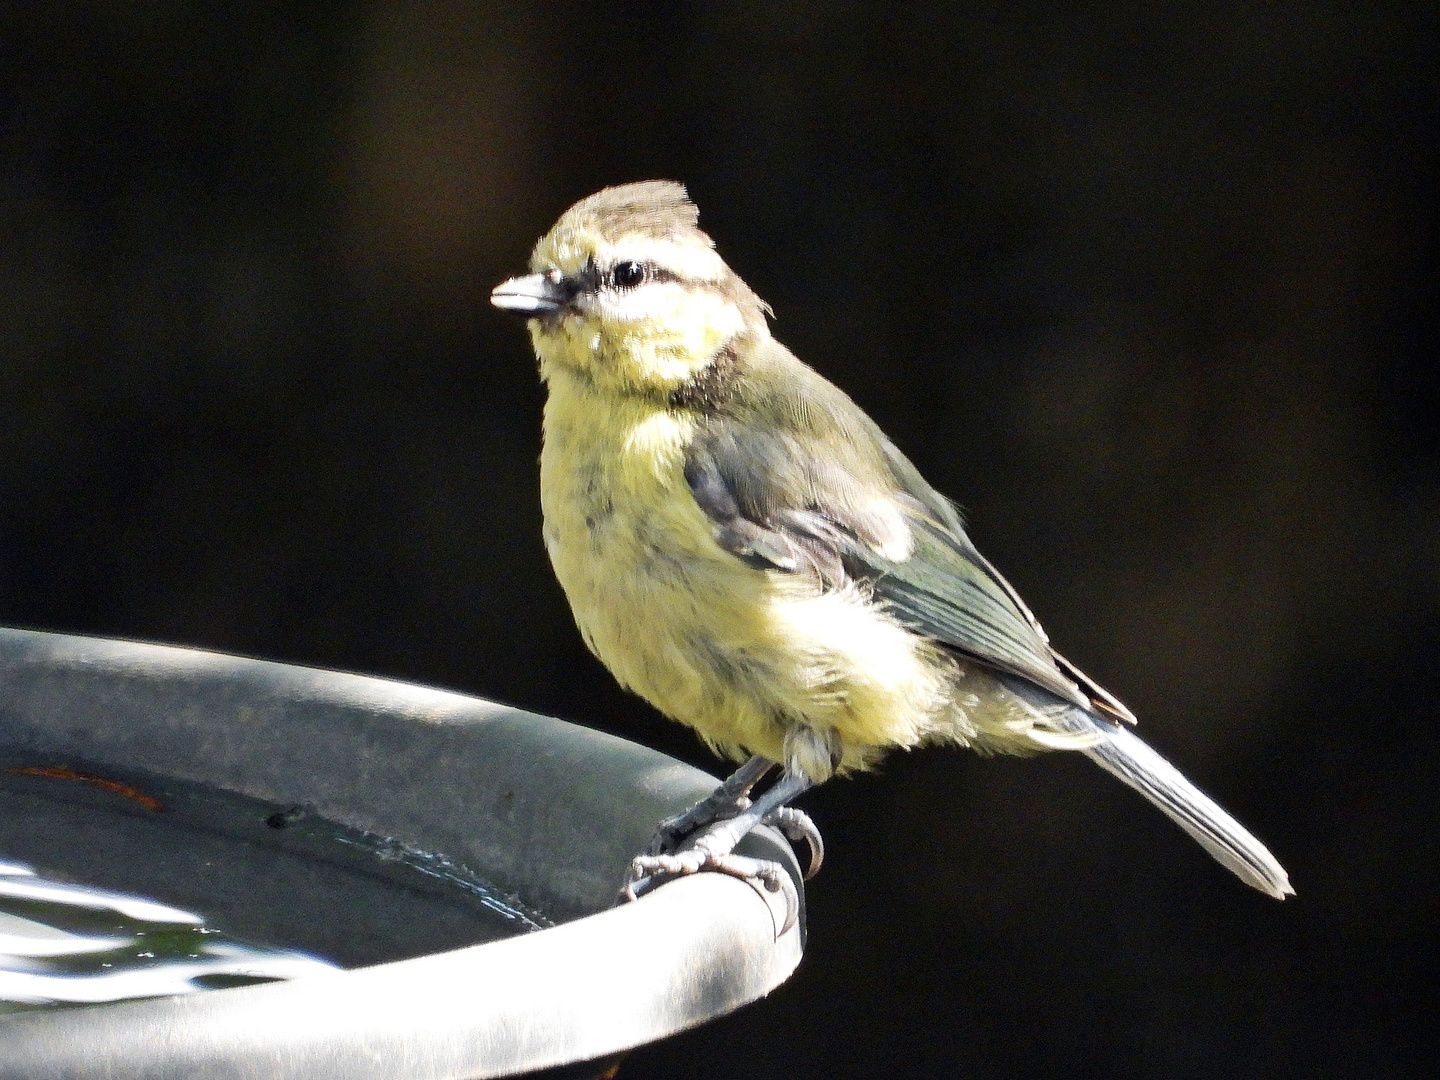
682, 392, 1096, 709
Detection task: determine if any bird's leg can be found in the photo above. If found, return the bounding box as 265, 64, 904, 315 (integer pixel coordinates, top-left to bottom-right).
641, 754, 774, 857
621, 770, 817, 933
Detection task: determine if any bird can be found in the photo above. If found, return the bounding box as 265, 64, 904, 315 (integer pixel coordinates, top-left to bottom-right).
492, 180, 1292, 927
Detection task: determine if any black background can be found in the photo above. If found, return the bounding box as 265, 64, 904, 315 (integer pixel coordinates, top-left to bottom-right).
2, 3, 1437, 1077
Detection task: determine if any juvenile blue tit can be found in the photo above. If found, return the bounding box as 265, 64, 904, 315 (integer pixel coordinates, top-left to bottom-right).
492, 181, 1291, 921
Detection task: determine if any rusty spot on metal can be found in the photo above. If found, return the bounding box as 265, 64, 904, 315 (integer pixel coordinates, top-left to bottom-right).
7, 766, 165, 812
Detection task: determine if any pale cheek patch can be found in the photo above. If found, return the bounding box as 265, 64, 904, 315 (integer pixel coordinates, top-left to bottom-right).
605, 289, 746, 388
597, 281, 693, 326
665, 290, 745, 355
598, 283, 743, 339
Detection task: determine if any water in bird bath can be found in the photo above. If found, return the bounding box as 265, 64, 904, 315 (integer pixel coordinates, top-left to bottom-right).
0, 752, 549, 1013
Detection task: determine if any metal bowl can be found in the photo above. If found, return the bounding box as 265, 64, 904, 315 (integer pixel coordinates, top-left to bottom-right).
0, 627, 804, 1079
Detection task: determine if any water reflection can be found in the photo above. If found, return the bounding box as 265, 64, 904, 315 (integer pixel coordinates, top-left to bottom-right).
0, 859, 338, 1011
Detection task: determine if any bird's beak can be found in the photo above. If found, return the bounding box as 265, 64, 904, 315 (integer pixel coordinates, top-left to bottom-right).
491, 272, 568, 316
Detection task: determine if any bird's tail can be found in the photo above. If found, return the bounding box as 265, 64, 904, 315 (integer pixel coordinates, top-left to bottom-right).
1079, 720, 1293, 898
1000, 677, 1293, 898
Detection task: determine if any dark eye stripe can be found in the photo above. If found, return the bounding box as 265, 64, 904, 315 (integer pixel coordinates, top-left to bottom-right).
605, 262, 680, 290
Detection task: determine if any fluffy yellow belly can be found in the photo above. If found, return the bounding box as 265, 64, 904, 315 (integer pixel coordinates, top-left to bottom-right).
538, 375, 964, 778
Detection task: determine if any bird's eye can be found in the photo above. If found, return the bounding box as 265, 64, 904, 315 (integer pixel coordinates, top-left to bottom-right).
610, 262, 647, 288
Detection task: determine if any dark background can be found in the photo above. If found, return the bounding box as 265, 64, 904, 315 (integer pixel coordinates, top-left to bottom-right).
2, 2, 1436, 1077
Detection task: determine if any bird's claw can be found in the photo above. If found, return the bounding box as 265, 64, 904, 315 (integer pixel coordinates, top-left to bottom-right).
762, 805, 824, 880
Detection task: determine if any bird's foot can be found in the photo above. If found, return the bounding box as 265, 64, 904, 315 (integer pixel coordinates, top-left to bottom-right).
640, 754, 774, 858
642, 793, 752, 858
621, 828, 802, 935
618, 766, 817, 935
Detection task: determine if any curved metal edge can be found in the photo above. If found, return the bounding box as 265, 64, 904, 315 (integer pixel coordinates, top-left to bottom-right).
0, 628, 807, 1078
0, 872, 802, 1080
0, 626, 762, 919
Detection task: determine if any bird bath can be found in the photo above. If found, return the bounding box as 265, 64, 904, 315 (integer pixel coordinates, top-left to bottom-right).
0, 627, 804, 1079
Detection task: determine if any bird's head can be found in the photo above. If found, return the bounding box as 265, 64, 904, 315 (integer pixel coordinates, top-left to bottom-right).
492, 181, 770, 400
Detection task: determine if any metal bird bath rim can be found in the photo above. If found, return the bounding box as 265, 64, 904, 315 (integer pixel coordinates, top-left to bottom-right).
0, 627, 805, 1080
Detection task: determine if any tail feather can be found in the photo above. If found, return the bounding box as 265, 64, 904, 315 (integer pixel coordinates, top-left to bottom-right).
1079, 720, 1293, 898
999, 676, 1293, 898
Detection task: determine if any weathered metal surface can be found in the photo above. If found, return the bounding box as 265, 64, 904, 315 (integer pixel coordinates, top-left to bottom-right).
0, 628, 804, 1079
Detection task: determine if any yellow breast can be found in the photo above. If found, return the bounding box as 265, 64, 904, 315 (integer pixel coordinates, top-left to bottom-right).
536, 366, 964, 775
539, 370, 731, 679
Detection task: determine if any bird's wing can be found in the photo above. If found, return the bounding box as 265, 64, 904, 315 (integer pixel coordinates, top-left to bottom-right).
685, 407, 1123, 714
876, 437, 1137, 722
